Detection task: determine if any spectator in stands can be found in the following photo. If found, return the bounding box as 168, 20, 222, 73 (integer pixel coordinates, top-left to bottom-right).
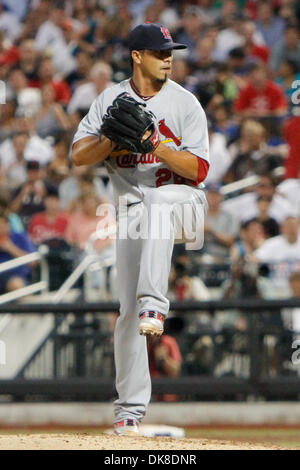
67, 61, 113, 116
254, 216, 300, 294
148, 333, 182, 378
275, 59, 300, 108
17, 39, 39, 84
205, 122, 232, 184
227, 47, 250, 81
231, 218, 266, 263
223, 256, 260, 300
35, 84, 71, 139
234, 62, 288, 119
34, 2, 67, 53
0, 130, 29, 189
0, 191, 24, 234
213, 12, 245, 63
36, 58, 71, 106
148, 332, 182, 401
224, 119, 285, 183
282, 271, 300, 333
241, 20, 270, 65
148, 0, 180, 32
47, 133, 71, 185
0, 2, 22, 41
0, 211, 35, 294
168, 259, 210, 302
270, 24, 300, 73
0, 130, 54, 190
189, 37, 218, 107
8, 67, 29, 99
210, 103, 238, 143
255, 2, 286, 48
255, 216, 300, 264
256, 195, 280, 239
223, 174, 296, 225
10, 160, 56, 228
208, 63, 239, 109
0, 99, 17, 143
203, 184, 240, 259
65, 49, 93, 92
175, 6, 204, 52
277, 177, 300, 217
59, 165, 109, 212
28, 186, 69, 245
65, 189, 114, 253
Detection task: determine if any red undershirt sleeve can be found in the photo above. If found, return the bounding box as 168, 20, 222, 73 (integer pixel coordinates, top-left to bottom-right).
196, 157, 210, 184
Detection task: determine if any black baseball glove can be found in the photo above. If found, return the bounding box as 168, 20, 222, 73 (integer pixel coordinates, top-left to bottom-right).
101, 92, 161, 154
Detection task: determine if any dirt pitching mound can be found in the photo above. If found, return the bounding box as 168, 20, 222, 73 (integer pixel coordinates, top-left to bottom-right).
0, 433, 285, 450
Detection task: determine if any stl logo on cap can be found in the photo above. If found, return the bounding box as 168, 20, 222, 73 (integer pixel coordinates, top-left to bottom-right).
160, 26, 172, 40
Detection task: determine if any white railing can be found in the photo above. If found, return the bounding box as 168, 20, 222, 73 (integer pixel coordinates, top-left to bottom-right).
52, 226, 117, 303
0, 245, 49, 339
0, 245, 49, 305
220, 167, 285, 197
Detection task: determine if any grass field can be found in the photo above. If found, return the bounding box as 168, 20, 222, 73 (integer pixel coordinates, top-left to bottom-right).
186, 427, 300, 449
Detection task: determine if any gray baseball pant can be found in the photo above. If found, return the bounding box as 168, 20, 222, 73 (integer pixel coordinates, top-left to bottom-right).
113, 184, 207, 423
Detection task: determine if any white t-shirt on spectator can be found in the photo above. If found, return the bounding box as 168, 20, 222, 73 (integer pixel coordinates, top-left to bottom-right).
213, 27, 265, 62
0, 135, 54, 171
254, 234, 300, 295
35, 20, 77, 76
205, 132, 232, 184
213, 29, 244, 62
0, 10, 22, 41
277, 179, 300, 217
67, 82, 97, 115
222, 191, 296, 224
255, 234, 300, 263
35, 20, 65, 51
67, 81, 114, 115
2, 0, 29, 19
48, 37, 77, 77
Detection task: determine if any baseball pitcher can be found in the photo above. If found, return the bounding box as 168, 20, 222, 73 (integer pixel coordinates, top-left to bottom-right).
71, 23, 210, 436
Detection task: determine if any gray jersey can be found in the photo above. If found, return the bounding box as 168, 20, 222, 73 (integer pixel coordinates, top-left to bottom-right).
73, 78, 210, 205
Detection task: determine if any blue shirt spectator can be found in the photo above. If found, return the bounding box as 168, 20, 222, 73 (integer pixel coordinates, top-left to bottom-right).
0, 212, 36, 293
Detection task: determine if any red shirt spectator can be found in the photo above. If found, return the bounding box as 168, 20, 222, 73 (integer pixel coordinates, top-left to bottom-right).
28, 186, 69, 244
148, 335, 182, 378
29, 212, 69, 244
249, 44, 270, 64
32, 57, 71, 105
148, 334, 182, 402
283, 116, 300, 179
0, 46, 19, 66
234, 63, 287, 117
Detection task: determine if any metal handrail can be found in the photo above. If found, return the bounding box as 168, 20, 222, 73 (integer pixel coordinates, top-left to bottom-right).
220, 166, 285, 197
52, 226, 116, 303
15, 231, 116, 377
52, 254, 115, 303
0, 245, 49, 306
220, 175, 259, 196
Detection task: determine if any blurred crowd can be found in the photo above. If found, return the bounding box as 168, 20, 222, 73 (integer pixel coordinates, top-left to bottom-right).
0, 0, 299, 313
